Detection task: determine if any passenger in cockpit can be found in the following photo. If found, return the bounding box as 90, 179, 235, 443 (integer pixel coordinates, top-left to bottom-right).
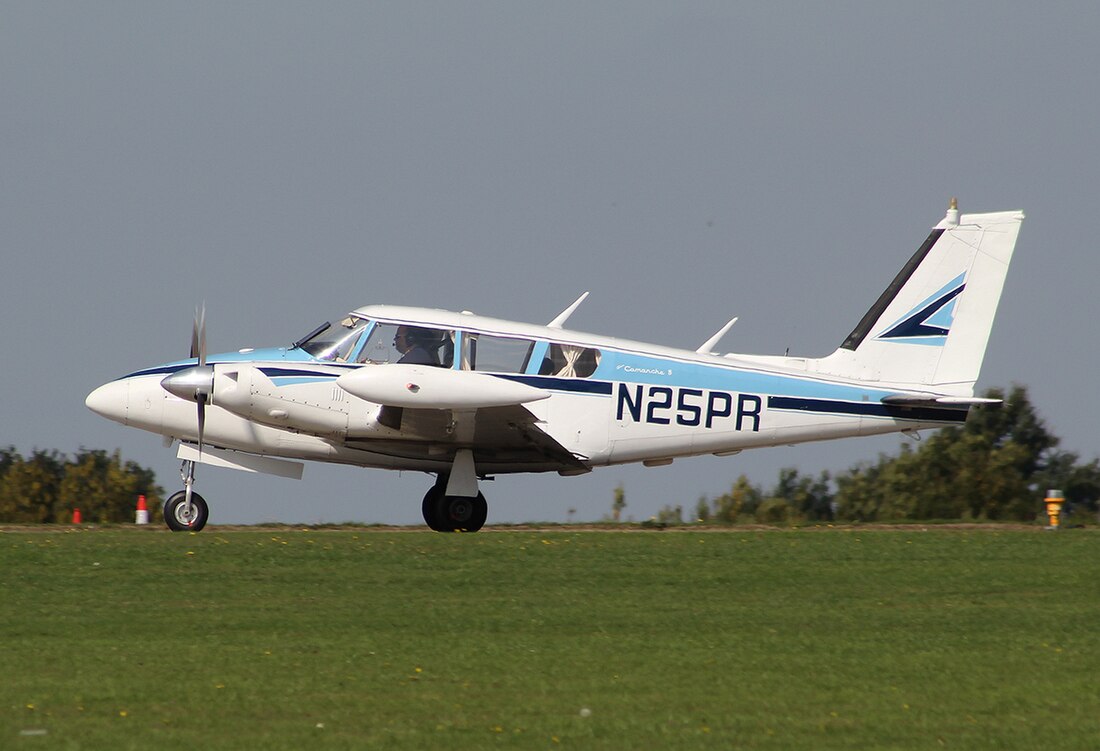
394, 326, 441, 366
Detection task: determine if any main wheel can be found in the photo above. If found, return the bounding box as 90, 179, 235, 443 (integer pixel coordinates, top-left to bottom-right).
421, 484, 446, 531
436, 492, 488, 533
164, 491, 209, 532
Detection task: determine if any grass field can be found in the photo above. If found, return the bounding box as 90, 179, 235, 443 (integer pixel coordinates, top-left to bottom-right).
2, 525, 1097, 750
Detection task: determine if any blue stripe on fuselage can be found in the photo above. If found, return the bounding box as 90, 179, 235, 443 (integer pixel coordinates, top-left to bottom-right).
595, 352, 890, 402
118, 347, 313, 381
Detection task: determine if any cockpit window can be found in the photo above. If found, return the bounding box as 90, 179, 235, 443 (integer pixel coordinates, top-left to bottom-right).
538, 343, 601, 378
357, 322, 454, 367
461, 334, 535, 373
299, 316, 369, 362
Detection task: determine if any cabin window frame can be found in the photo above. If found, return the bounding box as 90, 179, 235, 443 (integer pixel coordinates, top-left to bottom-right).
460, 332, 536, 374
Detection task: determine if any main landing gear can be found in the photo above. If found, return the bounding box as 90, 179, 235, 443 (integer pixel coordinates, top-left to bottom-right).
422, 476, 488, 532
164, 458, 209, 532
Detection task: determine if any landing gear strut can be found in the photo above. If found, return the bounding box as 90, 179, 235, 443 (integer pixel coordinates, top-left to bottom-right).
165, 459, 209, 532
422, 476, 488, 532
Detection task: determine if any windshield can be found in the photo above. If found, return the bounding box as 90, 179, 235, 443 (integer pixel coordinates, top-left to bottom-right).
298, 316, 370, 362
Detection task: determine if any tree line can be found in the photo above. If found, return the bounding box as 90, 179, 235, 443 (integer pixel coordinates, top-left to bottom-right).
646, 385, 1100, 525
0, 447, 163, 523
3, 385, 1096, 526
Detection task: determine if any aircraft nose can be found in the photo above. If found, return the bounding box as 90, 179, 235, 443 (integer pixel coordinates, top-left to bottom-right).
85, 379, 130, 425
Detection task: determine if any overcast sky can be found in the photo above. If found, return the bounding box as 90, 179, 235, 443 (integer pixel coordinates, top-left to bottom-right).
4, 2, 1097, 525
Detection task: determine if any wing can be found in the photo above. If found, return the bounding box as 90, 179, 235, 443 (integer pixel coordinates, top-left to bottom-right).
345, 403, 590, 474
336, 364, 590, 473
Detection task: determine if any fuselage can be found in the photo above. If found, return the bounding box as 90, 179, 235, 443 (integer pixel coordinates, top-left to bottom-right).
86, 304, 967, 477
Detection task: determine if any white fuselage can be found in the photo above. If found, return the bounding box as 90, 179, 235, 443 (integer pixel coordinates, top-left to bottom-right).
87, 304, 967, 478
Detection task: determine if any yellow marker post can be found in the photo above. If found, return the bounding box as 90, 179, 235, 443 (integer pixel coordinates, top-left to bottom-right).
1044, 489, 1064, 530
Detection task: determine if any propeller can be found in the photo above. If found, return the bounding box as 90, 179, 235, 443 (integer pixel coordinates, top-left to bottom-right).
191, 304, 206, 363
161, 304, 215, 454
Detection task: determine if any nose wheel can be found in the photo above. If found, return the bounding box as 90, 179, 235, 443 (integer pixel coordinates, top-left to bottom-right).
164, 489, 209, 531
422, 478, 487, 532
164, 458, 209, 532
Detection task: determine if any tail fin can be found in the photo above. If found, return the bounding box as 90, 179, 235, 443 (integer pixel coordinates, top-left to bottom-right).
815, 200, 1024, 394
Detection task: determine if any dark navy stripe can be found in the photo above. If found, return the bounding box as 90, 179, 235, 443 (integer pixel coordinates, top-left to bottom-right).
259, 366, 349, 379
768, 395, 967, 423
121, 361, 355, 381
494, 374, 613, 395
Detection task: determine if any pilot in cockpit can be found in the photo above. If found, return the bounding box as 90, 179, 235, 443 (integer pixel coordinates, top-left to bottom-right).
394, 326, 441, 366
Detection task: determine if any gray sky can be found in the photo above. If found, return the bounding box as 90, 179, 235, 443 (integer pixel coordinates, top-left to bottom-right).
4, 2, 1097, 525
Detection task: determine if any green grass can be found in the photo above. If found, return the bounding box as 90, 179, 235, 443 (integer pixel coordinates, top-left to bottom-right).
2, 526, 1097, 749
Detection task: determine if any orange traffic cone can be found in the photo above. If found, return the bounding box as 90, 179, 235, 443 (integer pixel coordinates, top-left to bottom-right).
72, 508, 82, 524
135, 495, 149, 525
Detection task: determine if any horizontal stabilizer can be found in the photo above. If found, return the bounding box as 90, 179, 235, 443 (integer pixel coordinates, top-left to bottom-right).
336, 364, 550, 409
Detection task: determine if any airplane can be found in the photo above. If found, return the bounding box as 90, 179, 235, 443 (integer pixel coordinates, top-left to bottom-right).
86, 200, 1023, 533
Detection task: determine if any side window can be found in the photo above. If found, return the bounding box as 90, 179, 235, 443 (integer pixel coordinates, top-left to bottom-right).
357, 322, 454, 367
538, 343, 601, 378
461, 334, 535, 373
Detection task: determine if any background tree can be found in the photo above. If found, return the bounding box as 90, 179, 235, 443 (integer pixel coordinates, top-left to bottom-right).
833, 385, 1067, 522
0, 449, 64, 523
712, 475, 762, 524
611, 483, 626, 522
58, 449, 163, 523
693, 495, 711, 523
770, 468, 833, 521
0, 447, 163, 523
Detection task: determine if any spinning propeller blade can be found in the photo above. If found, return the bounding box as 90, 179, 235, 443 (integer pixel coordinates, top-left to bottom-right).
162, 303, 214, 455
192, 303, 207, 452
196, 394, 207, 454
191, 304, 207, 365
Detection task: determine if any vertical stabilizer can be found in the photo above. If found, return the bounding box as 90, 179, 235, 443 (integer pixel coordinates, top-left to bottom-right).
815, 201, 1024, 393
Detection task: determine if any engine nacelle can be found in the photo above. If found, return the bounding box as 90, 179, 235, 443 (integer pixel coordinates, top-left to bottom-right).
336, 364, 549, 409
211, 365, 386, 439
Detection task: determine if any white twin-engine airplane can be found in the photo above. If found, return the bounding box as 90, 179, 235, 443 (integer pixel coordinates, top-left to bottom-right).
86, 201, 1023, 533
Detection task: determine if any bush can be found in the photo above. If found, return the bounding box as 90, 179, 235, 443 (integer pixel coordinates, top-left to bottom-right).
0, 447, 163, 523
755, 498, 796, 525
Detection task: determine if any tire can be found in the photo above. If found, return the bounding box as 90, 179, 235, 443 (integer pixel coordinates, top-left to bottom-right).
164, 490, 209, 532
421, 483, 446, 531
